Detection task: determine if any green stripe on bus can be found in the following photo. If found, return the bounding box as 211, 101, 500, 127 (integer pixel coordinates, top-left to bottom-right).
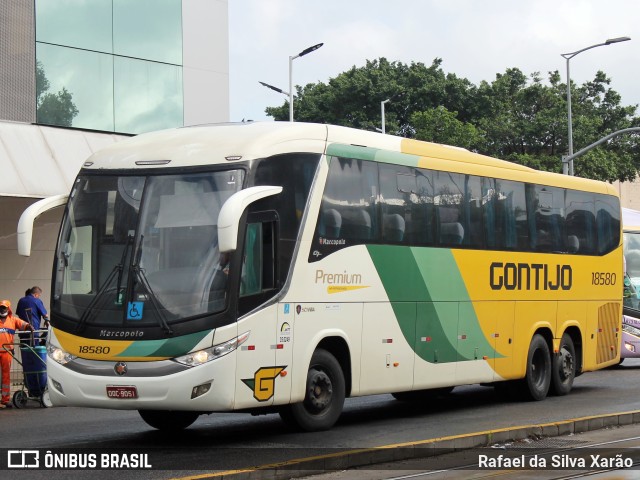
117, 330, 210, 358
326, 143, 421, 168
373, 149, 420, 167
367, 245, 500, 363
326, 144, 379, 161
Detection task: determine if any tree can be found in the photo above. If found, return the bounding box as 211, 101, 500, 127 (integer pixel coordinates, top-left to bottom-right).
264, 57, 640, 182
411, 106, 483, 150
265, 57, 477, 136
36, 61, 79, 127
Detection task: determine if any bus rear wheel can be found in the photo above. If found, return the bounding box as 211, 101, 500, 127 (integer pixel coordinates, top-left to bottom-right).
519, 334, 551, 401
279, 349, 345, 432
550, 333, 575, 396
138, 410, 200, 431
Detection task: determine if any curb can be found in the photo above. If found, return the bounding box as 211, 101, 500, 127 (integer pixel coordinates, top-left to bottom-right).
171, 409, 640, 480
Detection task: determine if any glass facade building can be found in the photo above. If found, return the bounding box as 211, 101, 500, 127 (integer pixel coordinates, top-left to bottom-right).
35, 0, 184, 134
0, 0, 228, 314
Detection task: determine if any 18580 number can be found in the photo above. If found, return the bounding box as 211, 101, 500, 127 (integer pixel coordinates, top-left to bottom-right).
78, 345, 111, 354
591, 272, 617, 286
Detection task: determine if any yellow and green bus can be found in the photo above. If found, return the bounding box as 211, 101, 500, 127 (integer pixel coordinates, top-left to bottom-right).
18, 122, 622, 431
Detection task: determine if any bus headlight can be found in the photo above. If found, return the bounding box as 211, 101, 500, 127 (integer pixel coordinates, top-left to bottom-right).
173, 331, 250, 367
47, 344, 77, 365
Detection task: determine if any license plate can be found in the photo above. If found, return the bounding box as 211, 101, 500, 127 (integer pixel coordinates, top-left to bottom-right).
106, 386, 138, 399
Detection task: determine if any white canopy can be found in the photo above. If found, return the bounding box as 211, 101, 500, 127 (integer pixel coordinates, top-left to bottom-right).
0, 120, 127, 198
623, 207, 640, 230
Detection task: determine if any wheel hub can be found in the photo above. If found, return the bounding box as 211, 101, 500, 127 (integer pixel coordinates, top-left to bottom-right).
306, 368, 333, 412
559, 347, 574, 381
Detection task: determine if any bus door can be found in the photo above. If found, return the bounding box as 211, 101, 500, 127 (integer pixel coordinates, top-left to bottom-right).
234, 218, 280, 408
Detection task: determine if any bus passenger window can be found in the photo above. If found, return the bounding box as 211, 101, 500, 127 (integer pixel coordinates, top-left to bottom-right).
565, 190, 596, 254
531, 186, 565, 253
433, 171, 464, 247
310, 156, 378, 260
566, 235, 580, 253
596, 197, 621, 254
440, 222, 464, 245
322, 209, 342, 238
494, 180, 528, 250
240, 223, 263, 297
341, 209, 372, 240
383, 213, 405, 243
482, 179, 497, 248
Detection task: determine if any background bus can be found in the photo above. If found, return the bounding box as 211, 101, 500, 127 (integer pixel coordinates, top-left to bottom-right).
622, 207, 640, 362
18, 122, 622, 431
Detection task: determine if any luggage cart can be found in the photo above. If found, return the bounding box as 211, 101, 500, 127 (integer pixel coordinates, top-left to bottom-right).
2, 329, 51, 408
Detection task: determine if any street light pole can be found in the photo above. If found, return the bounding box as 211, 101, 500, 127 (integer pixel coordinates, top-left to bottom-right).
258, 81, 290, 97
289, 43, 323, 122
561, 36, 630, 175
381, 99, 390, 134
380, 92, 404, 134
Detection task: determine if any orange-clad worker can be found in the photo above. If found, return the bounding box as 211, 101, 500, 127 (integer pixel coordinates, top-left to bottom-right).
0, 300, 34, 408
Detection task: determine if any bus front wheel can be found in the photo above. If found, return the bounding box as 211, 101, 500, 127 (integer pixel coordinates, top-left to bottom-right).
138, 410, 200, 431
279, 348, 345, 432
550, 333, 575, 396
519, 334, 551, 401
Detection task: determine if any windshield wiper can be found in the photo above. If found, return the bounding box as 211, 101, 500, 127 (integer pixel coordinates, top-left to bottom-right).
131, 235, 174, 336
115, 234, 134, 305
75, 235, 133, 333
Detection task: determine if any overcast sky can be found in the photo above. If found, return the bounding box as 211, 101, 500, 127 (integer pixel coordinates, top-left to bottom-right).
228, 0, 639, 124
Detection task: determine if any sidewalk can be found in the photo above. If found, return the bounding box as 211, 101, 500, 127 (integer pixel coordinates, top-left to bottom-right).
196, 409, 640, 480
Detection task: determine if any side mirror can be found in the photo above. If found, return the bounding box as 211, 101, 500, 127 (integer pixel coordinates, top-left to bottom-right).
17, 194, 69, 256
217, 186, 282, 253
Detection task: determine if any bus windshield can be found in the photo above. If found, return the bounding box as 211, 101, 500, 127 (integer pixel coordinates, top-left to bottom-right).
53, 169, 244, 328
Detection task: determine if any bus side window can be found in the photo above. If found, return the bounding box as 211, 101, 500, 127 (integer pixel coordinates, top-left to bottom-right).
433, 171, 464, 247
531, 185, 565, 253
341, 209, 372, 240
240, 223, 263, 297
495, 180, 528, 250
240, 220, 276, 299
565, 191, 596, 254
321, 209, 342, 238
596, 197, 621, 255
383, 213, 405, 243
463, 174, 483, 248
482, 178, 497, 248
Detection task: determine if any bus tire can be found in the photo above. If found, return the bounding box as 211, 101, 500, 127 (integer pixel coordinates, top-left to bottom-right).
138, 410, 200, 431
519, 334, 551, 401
550, 333, 575, 396
279, 349, 345, 432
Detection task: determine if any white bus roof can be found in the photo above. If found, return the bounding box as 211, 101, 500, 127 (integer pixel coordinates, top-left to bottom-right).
79, 122, 491, 170
80, 122, 614, 196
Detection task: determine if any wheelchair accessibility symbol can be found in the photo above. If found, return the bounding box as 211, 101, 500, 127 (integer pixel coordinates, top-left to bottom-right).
127, 301, 144, 320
